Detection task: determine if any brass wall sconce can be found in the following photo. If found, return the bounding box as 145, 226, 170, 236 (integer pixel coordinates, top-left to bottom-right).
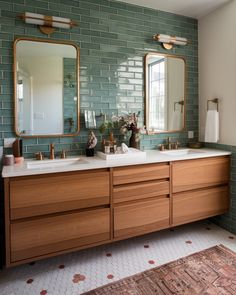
153, 34, 188, 50
20, 12, 77, 35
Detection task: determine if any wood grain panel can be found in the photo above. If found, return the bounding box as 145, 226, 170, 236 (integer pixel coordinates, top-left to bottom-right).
11, 208, 110, 262
10, 170, 110, 219
113, 163, 169, 185
114, 197, 170, 238
172, 157, 230, 193
172, 186, 229, 226
113, 180, 169, 204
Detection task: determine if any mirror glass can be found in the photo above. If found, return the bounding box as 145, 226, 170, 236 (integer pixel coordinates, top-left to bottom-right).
145, 53, 186, 133
14, 38, 79, 137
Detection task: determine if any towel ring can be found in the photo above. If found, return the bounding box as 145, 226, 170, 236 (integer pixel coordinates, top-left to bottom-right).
207, 98, 219, 112
174, 100, 184, 113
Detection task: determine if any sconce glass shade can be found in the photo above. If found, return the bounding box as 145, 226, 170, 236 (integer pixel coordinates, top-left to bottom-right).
153, 34, 188, 49
21, 12, 77, 34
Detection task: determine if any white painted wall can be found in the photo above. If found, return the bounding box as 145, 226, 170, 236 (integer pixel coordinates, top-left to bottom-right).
20, 57, 63, 135
199, 0, 236, 145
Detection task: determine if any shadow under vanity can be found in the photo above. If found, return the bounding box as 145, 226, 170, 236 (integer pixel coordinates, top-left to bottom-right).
2, 37, 231, 268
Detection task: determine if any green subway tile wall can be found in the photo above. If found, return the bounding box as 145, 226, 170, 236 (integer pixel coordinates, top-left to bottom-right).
0, 0, 198, 157
63, 58, 78, 134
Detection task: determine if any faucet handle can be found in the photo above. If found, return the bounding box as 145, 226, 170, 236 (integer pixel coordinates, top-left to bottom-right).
35, 152, 44, 160
60, 149, 67, 159
172, 141, 180, 150
158, 144, 165, 151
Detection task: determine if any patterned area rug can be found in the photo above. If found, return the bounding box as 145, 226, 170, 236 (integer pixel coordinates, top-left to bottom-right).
83, 245, 236, 295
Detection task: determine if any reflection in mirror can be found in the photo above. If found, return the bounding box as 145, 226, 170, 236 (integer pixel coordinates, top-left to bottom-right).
145, 53, 186, 133
14, 38, 79, 137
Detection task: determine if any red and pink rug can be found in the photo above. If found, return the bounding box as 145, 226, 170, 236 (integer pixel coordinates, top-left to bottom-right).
83, 245, 236, 294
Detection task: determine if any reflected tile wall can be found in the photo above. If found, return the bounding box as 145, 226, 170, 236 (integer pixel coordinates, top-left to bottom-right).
0, 0, 198, 157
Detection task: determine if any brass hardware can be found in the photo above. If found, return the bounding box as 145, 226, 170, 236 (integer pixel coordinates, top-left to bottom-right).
159, 144, 165, 151
164, 138, 179, 150
172, 141, 179, 150
35, 152, 44, 160
50, 143, 55, 160
174, 100, 184, 113
166, 137, 172, 150
207, 98, 219, 112
60, 149, 67, 159
39, 26, 55, 36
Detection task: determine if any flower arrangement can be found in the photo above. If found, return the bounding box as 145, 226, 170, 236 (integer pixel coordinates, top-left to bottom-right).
99, 111, 142, 149
118, 112, 140, 136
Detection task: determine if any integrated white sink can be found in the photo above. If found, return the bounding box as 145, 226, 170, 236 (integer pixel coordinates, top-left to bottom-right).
161, 148, 206, 156
27, 157, 82, 169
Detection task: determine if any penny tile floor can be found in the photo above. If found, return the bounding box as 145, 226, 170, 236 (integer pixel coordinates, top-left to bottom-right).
0, 220, 236, 295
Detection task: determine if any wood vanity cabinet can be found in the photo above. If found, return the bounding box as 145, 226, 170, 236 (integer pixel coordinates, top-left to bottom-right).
5, 169, 111, 266
172, 156, 230, 193
4, 156, 230, 267
113, 163, 171, 239
10, 170, 110, 220
172, 156, 230, 226
11, 208, 110, 262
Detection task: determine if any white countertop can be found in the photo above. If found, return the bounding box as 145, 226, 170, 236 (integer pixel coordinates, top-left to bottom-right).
2, 148, 231, 178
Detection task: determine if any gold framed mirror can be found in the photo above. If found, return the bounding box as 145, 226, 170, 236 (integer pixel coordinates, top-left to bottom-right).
145, 52, 186, 134
13, 37, 80, 137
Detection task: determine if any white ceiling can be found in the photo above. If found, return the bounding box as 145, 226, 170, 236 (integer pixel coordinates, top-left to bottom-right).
118, 0, 231, 19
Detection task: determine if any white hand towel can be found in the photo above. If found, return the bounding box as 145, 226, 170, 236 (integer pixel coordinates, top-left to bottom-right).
204, 110, 219, 143
171, 110, 182, 130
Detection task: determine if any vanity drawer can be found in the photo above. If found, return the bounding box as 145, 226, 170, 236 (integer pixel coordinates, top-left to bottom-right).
172, 156, 230, 193
172, 186, 229, 226
10, 170, 110, 220
113, 180, 169, 204
113, 163, 169, 185
10, 208, 110, 262
114, 197, 170, 238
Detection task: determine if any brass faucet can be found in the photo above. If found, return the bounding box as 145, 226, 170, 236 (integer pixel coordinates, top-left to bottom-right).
50, 143, 55, 159
165, 137, 179, 150
166, 137, 172, 150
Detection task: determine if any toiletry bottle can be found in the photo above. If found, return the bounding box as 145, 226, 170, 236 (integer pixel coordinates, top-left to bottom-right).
105, 141, 110, 154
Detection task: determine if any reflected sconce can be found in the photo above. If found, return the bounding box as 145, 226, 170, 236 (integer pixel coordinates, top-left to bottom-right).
153, 34, 188, 50
20, 12, 77, 35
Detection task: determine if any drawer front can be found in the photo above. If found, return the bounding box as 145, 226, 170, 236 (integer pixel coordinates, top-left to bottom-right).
173, 186, 229, 226
172, 156, 230, 193
113, 163, 169, 185
11, 208, 110, 262
114, 197, 170, 238
10, 170, 110, 220
113, 180, 169, 204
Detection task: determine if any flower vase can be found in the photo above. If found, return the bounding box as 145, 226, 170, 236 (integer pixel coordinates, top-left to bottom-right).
129, 131, 140, 149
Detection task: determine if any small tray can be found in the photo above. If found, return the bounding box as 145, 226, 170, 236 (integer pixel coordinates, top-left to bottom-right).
97, 148, 146, 163
188, 142, 204, 149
